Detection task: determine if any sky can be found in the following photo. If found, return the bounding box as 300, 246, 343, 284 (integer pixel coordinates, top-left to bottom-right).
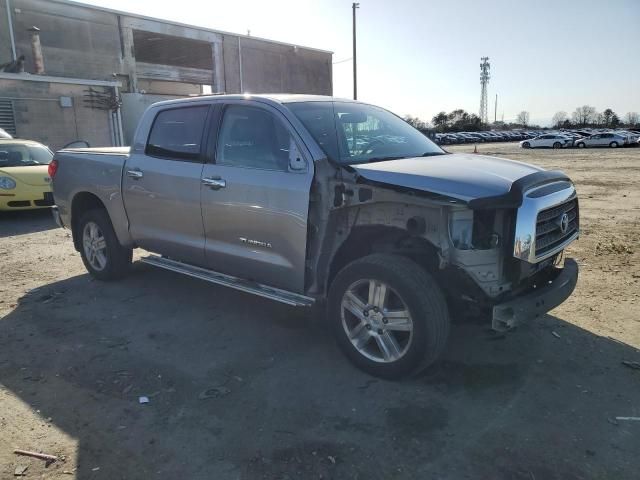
76, 0, 640, 126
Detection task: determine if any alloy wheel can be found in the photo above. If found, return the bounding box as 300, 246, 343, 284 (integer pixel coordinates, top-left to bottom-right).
341, 279, 414, 363
82, 221, 108, 271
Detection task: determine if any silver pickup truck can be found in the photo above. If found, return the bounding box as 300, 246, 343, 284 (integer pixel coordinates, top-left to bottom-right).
50, 94, 579, 378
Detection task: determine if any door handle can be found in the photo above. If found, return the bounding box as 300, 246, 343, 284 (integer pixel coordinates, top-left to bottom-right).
126, 169, 143, 179
202, 177, 226, 189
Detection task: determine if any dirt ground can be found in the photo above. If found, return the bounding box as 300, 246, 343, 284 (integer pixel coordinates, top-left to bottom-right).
0, 143, 639, 479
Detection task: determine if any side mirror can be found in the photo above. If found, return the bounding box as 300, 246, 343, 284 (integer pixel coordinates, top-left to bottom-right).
288, 138, 306, 171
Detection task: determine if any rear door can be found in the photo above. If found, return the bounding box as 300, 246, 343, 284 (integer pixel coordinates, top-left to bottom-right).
122, 105, 209, 265
588, 134, 602, 146
536, 135, 551, 147
200, 101, 313, 293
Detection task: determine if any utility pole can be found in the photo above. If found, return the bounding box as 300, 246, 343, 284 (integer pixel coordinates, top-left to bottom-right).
494, 94, 498, 123
352, 2, 359, 100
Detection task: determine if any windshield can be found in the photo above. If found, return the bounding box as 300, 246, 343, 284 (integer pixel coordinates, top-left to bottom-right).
288, 101, 444, 165
0, 143, 53, 167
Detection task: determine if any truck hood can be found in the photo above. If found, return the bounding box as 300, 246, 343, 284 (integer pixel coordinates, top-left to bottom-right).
0, 165, 51, 186
351, 153, 543, 202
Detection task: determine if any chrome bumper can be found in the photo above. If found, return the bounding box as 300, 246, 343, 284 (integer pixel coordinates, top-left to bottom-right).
492, 258, 578, 331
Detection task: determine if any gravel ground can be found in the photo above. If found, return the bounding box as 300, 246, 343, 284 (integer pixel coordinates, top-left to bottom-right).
0, 143, 639, 479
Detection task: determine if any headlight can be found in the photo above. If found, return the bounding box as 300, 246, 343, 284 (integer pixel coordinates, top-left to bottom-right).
0, 176, 17, 189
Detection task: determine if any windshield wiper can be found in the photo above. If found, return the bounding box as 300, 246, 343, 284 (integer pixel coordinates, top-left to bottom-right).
348, 152, 445, 165
363, 155, 408, 163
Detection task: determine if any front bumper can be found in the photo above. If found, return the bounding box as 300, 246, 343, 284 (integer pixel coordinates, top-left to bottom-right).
492, 258, 578, 331
0, 187, 53, 210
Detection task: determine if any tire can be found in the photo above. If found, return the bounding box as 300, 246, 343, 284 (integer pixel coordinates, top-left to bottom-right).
328, 254, 450, 379
609, 142, 618, 148
577, 142, 586, 148
522, 142, 530, 149
553, 142, 562, 149
77, 208, 132, 281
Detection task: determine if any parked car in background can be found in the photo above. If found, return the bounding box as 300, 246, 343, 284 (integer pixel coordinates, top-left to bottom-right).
575, 133, 628, 148
0, 139, 54, 210
521, 134, 571, 149
614, 130, 639, 143
0, 128, 12, 139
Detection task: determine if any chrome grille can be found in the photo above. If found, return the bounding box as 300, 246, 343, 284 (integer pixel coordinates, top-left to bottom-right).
535, 198, 578, 257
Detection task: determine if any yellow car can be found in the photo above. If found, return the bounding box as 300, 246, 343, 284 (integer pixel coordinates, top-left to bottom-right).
0, 139, 54, 211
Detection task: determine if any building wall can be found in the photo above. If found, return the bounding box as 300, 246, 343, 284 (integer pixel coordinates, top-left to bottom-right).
3, 0, 333, 96
0, 2, 15, 64
8, 0, 122, 80
1, 0, 332, 150
0, 78, 113, 150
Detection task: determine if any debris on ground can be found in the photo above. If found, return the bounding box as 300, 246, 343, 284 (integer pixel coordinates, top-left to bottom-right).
621, 361, 640, 370
14, 465, 28, 476
595, 240, 634, 256
551, 331, 561, 339
198, 386, 231, 399
14, 449, 58, 466
138, 396, 150, 404
327, 455, 336, 465
615, 417, 640, 421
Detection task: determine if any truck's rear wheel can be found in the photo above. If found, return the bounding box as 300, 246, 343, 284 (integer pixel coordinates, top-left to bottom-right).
78, 209, 132, 281
328, 254, 450, 379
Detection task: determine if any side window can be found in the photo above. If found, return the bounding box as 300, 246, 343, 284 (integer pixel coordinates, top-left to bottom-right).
216, 105, 291, 171
146, 106, 209, 161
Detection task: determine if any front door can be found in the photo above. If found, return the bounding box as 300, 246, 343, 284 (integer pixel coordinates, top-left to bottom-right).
200, 102, 313, 293
122, 105, 209, 265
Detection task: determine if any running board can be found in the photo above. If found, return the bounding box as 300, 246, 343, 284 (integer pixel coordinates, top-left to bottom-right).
139, 255, 315, 307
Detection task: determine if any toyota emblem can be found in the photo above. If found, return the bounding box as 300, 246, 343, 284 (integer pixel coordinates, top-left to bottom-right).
559, 213, 569, 234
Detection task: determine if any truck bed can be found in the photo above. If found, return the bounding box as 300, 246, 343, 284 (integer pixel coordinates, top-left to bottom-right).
58, 146, 131, 156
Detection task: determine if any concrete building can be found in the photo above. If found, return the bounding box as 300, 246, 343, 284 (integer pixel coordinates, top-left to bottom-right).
0, 0, 333, 149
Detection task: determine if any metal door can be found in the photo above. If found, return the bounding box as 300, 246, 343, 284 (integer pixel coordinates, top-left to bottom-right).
122, 105, 209, 265
200, 102, 314, 293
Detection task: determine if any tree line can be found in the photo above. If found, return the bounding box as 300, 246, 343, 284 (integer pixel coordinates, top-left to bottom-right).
552, 107, 639, 129
404, 107, 640, 132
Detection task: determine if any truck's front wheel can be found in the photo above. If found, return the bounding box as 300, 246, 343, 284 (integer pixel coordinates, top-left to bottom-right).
328, 254, 450, 379
78, 209, 132, 281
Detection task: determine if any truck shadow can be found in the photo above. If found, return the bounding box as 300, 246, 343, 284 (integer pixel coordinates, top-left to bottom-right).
0, 263, 638, 479
0, 209, 56, 238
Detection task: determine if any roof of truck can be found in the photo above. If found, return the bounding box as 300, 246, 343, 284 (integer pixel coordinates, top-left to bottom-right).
150, 94, 357, 109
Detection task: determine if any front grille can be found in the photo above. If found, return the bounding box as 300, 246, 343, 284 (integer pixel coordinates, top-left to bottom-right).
8, 200, 31, 208
535, 198, 579, 257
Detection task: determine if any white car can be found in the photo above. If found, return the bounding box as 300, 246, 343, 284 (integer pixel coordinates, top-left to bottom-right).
520, 134, 572, 149
575, 133, 628, 148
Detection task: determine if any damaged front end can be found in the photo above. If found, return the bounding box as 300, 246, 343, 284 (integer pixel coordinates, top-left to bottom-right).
445, 175, 580, 331
313, 163, 580, 332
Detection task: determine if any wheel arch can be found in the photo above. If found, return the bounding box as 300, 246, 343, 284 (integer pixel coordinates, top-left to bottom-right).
326, 225, 441, 294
